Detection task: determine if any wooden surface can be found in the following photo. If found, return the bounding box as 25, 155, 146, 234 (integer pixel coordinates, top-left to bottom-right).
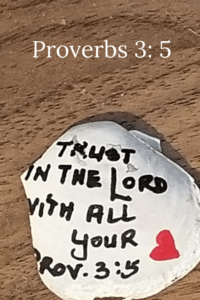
1, 0, 200, 299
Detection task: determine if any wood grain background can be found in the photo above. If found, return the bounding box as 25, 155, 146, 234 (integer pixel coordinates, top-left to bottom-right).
0, 0, 200, 299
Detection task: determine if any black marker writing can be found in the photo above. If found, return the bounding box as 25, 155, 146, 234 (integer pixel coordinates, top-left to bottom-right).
34, 248, 140, 280
139, 175, 167, 193
120, 259, 140, 279
71, 229, 89, 261
57, 141, 73, 157
39, 256, 66, 277
70, 228, 138, 262
72, 169, 86, 185
94, 261, 110, 279
25, 164, 51, 182
38, 254, 83, 279
58, 165, 102, 188
25, 165, 34, 181
89, 146, 105, 162
58, 165, 72, 184
121, 149, 136, 164
56, 140, 136, 164
33, 164, 51, 182
110, 167, 132, 202
86, 204, 136, 224
28, 194, 74, 221
71, 142, 88, 159
107, 204, 136, 224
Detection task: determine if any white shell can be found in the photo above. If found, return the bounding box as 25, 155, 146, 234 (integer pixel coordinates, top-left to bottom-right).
21, 121, 200, 300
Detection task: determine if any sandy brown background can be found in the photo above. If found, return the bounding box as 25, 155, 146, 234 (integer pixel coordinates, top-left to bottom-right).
1, 0, 200, 299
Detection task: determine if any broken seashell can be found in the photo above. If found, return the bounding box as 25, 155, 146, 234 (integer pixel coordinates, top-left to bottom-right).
21, 121, 200, 300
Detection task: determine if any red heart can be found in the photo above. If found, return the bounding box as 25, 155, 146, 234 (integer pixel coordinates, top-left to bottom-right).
150, 230, 180, 261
